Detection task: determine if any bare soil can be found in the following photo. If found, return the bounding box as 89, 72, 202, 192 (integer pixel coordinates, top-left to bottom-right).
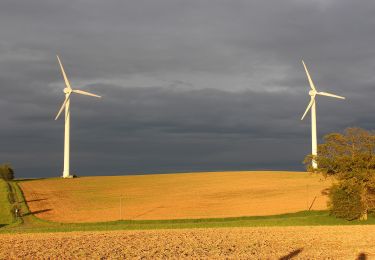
1, 226, 375, 259
19, 171, 331, 222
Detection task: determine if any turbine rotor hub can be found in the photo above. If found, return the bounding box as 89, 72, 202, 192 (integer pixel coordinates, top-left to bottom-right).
63, 88, 71, 94
309, 90, 316, 96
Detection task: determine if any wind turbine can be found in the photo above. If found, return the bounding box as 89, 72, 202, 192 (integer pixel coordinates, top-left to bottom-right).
300, 60, 345, 169
55, 55, 101, 178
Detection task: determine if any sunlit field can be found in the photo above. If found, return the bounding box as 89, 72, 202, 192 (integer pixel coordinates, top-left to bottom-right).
19, 171, 331, 223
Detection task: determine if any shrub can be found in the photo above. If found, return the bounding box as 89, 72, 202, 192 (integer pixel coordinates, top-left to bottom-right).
328, 181, 366, 220
0, 164, 14, 180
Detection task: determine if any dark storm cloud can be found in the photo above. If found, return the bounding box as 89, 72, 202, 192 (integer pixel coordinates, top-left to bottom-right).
1, 0, 375, 177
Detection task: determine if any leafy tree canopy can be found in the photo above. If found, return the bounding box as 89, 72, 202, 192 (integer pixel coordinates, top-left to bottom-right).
305, 128, 375, 220
0, 164, 14, 181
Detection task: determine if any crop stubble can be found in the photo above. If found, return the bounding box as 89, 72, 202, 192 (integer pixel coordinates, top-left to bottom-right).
1, 226, 375, 259
19, 171, 331, 222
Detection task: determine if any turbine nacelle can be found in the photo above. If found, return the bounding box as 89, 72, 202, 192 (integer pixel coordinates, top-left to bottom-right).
308, 90, 316, 97
63, 88, 71, 94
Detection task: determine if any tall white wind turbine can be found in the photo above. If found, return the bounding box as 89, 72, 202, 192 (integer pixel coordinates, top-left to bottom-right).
300, 60, 345, 169
55, 55, 101, 178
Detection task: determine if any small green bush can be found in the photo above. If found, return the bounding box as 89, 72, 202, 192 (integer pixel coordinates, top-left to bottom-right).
328, 181, 366, 221
0, 164, 14, 180
7, 192, 15, 204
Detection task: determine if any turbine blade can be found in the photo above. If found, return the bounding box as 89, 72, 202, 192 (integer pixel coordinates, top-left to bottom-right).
55, 93, 71, 120
301, 97, 315, 120
56, 55, 72, 89
302, 60, 317, 91
317, 91, 345, 100
72, 89, 101, 98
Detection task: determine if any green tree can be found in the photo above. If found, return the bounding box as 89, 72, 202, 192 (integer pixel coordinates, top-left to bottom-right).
0, 164, 14, 181
304, 128, 375, 220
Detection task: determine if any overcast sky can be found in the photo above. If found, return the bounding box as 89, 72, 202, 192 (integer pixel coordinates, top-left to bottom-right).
1, 0, 375, 178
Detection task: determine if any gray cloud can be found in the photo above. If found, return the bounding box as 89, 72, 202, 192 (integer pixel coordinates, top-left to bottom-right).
0, 0, 375, 177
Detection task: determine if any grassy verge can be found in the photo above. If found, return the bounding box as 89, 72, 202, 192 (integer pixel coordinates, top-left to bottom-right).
0, 179, 15, 226
0, 181, 375, 234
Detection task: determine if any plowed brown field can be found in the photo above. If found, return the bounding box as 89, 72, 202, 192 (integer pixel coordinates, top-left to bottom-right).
20, 171, 331, 222
1, 226, 375, 259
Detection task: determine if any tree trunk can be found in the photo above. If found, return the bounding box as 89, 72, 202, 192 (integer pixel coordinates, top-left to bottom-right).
360, 210, 368, 221
359, 189, 368, 221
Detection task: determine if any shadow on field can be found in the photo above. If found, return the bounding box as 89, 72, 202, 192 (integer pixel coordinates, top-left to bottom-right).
132, 206, 164, 219
279, 248, 303, 260
26, 198, 47, 203
16, 178, 48, 182
23, 209, 52, 216
0, 224, 7, 229
357, 253, 367, 260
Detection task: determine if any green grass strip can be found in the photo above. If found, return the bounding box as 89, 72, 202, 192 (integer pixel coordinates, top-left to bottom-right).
0, 179, 15, 226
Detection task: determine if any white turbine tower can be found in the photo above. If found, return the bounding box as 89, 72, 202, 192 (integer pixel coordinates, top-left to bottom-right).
55, 55, 101, 178
300, 60, 345, 169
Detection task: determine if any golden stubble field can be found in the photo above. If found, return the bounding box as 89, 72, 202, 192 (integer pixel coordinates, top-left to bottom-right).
20, 171, 331, 222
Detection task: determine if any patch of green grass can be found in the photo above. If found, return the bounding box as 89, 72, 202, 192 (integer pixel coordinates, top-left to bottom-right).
2, 209, 375, 234
1, 181, 375, 234
10, 181, 29, 217
0, 179, 14, 226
